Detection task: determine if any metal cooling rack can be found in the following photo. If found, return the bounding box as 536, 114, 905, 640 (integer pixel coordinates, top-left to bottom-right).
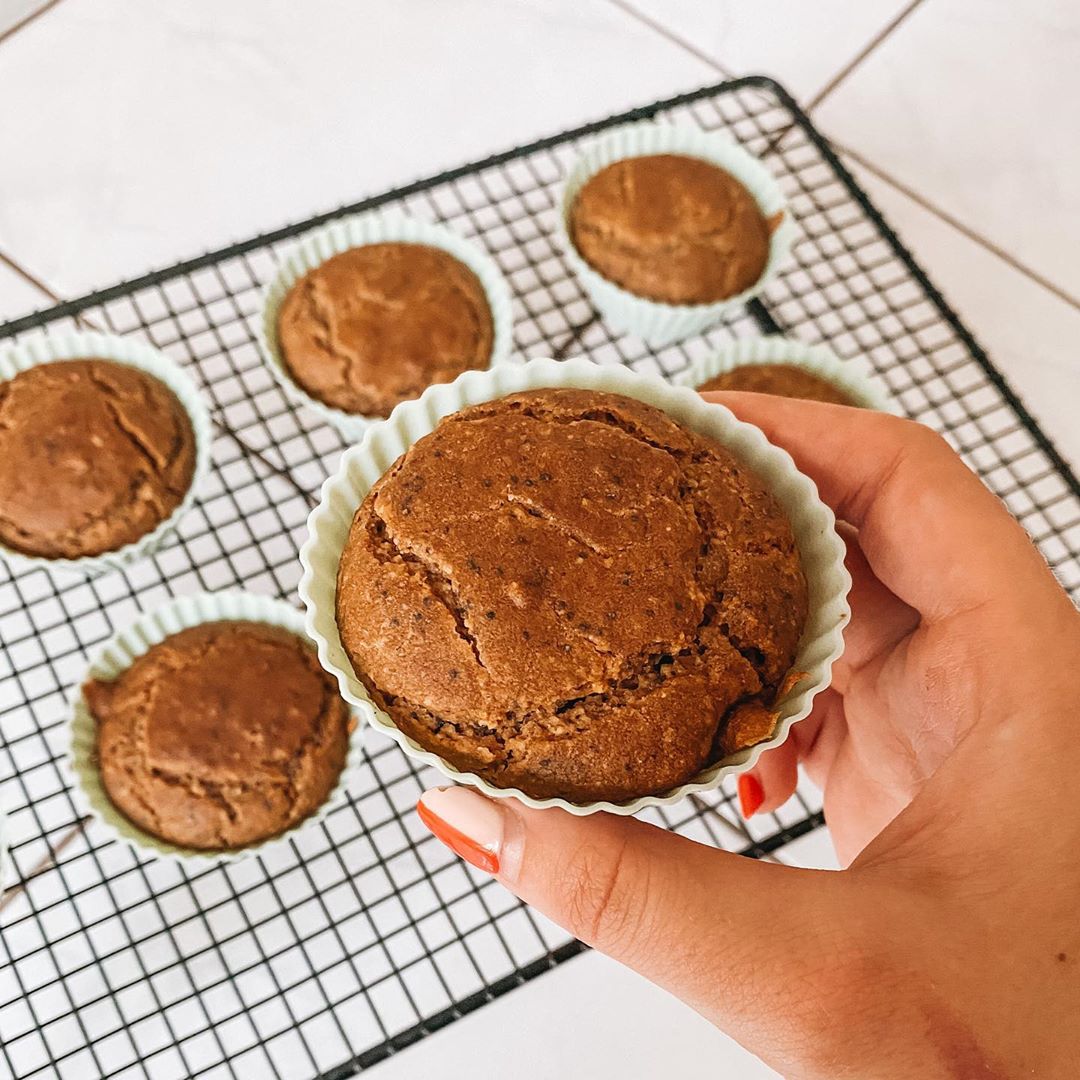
1, 76, 1078, 1080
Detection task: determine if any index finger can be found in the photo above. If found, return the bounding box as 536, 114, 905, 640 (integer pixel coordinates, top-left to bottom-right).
705, 391, 1046, 619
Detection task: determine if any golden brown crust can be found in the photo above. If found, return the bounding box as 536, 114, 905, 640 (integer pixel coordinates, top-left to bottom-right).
699, 363, 859, 406
569, 154, 775, 304
0, 359, 196, 559
277, 242, 494, 417
336, 388, 808, 803
719, 701, 779, 757
85, 621, 352, 850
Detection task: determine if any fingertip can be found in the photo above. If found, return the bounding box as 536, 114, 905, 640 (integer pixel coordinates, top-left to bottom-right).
747, 737, 801, 815
416, 786, 508, 877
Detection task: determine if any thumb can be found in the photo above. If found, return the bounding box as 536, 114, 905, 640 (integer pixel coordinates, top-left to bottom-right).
417, 786, 863, 1066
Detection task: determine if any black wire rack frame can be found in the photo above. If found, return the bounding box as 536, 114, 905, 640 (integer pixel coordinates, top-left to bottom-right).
1, 76, 1077, 1080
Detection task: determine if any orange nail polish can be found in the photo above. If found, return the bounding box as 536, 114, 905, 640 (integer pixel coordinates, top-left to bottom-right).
738, 773, 764, 818
417, 795, 501, 874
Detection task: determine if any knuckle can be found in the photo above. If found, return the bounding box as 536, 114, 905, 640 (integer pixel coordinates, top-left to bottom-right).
562, 834, 648, 954
908, 421, 952, 458
879, 412, 949, 458
863, 419, 955, 513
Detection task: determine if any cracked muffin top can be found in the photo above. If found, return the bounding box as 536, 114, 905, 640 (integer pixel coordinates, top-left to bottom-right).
277, 242, 494, 418
336, 388, 808, 803
0, 359, 196, 559
84, 621, 352, 850
569, 154, 779, 305
699, 363, 860, 406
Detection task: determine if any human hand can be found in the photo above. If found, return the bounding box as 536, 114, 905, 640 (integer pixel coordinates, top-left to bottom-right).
417, 397, 1080, 1078
731, 391, 1076, 867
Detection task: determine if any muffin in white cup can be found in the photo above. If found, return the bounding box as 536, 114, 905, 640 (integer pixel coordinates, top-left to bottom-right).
678, 337, 894, 412
67, 591, 360, 865
0, 331, 211, 576
259, 211, 514, 440
299, 358, 850, 816
558, 123, 794, 346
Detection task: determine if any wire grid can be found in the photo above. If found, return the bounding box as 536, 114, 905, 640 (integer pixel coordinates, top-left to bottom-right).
1, 76, 1078, 1080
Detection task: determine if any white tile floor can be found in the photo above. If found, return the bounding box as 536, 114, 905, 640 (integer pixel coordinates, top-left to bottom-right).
0, 2, 1076, 1078
0, 0, 710, 299
816, 0, 1079, 299
621, 0, 915, 100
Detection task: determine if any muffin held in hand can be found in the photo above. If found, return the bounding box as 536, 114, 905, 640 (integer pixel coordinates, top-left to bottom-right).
569, 154, 780, 305
84, 621, 352, 850
0, 359, 196, 559
336, 388, 808, 804
277, 242, 494, 418
699, 363, 860, 406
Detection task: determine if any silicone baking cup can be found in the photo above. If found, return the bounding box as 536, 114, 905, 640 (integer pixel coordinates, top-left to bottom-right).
65, 591, 363, 865
258, 211, 515, 440
676, 336, 896, 412
557, 123, 795, 346
299, 357, 851, 816
0, 331, 211, 576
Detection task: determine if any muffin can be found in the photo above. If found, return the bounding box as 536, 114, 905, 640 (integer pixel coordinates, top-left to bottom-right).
569, 154, 779, 305
83, 621, 352, 851
277, 242, 495, 418
335, 388, 808, 804
0, 359, 196, 559
699, 363, 860, 406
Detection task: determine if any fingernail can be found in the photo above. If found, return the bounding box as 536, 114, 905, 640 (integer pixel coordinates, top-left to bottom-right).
738, 773, 764, 818
417, 787, 513, 876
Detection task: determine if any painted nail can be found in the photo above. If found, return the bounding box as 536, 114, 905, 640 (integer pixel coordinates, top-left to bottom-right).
417, 787, 508, 875
738, 773, 764, 818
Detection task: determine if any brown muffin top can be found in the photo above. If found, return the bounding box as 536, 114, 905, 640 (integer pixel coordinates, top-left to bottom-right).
699, 363, 859, 406
0, 359, 196, 560
277, 242, 494, 418
336, 388, 807, 803
569, 154, 777, 305
85, 621, 352, 850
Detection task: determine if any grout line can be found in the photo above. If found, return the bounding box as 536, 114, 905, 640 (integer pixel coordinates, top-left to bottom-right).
837, 144, 1080, 311
0, 0, 65, 50
0, 819, 88, 913
604, 0, 732, 76
805, 0, 928, 110
0, 246, 107, 330
0, 247, 61, 305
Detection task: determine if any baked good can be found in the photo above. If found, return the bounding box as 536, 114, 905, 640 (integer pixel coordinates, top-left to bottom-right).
0, 359, 196, 559
277, 242, 494, 417
84, 621, 352, 850
699, 363, 859, 406
336, 388, 807, 803
569, 154, 778, 305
